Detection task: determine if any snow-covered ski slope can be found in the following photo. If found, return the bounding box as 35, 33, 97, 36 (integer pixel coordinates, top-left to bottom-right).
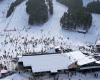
0, 0, 100, 55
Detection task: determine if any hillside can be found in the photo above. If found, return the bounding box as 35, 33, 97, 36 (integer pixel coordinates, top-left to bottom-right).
0, 0, 100, 52
0, 0, 100, 80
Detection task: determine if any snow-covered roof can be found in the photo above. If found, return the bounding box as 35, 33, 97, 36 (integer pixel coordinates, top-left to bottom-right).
0, 69, 8, 74
18, 53, 74, 73
65, 51, 96, 66
18, 51, 96, 73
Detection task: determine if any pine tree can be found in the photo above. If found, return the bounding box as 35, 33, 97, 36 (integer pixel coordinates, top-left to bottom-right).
26, 0, 49, 25
59, 0, 92, 32
6, 0, 24, 17
87, 1, 100, 14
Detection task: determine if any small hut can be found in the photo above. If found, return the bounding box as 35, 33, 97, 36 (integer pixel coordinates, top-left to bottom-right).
0, 69, 8, 77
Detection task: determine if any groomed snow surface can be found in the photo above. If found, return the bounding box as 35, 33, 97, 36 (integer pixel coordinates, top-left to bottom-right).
0, 0, 100, 80
0, 0, 100, 57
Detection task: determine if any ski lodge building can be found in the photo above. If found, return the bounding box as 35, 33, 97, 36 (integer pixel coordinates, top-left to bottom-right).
17, 51, 100, 74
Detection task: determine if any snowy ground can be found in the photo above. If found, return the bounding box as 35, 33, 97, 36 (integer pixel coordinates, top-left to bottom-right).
0, 0, 100, 55
0, 0, 100, 69
0, 0, 100, 79
1, 72, 100, 80
0, 73, 30, 80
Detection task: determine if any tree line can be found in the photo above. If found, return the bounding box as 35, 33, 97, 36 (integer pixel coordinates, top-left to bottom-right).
57, 0, 100, 33
26, 0, 53, 25
6, 0, 25, 18
6, 0, 53, 25
87, 0, 100, 14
